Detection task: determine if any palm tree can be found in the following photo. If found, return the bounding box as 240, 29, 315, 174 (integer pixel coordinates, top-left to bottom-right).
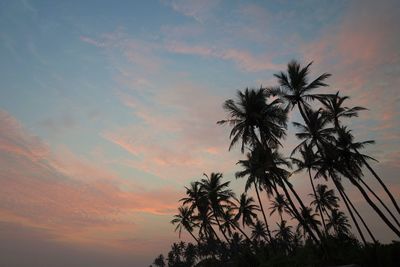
320, 91, 366, 129
153, 254, 166, 267
291, 144, 328, 232
326, 209, 351, 237
297, 207, 321, 240
270, 60, 331, 120
321, 92, 400, 217
218, 87, 287, 152
235, 147, 274, 243
171, 206, 200, 244
250, 220, 268, 242
234, 193, 260, 228
269, 194, 291, 222
292, 107, 336, 155
199, 172, 235, 244
310, 184, 339, 233
273, 220, 294, 253
180, 182, 220, 242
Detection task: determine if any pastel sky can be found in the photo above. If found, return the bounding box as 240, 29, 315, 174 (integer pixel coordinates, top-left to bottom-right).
1, 0, 399, 266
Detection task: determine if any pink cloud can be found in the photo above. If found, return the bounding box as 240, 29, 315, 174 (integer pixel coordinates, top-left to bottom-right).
0, 110, 180, 251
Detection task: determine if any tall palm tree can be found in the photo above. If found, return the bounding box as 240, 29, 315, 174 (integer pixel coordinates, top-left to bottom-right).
234, 193, 260, 228
297, 207, 321, 240
326, 209, 351, 237
270, 60, 331, 119
321, 93, 400, 217
310, 184, 339, 233
218, 87, 287, 152
236, 147, 275, 243
171, 206, 200, 244
200, 172, 235, 244
269, 194, 291, 222
291, 144, 328, 232
180, 182, 220, 242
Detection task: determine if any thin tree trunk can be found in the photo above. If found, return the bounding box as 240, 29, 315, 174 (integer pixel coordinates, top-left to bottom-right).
347, 175, 400, 238
341, 188, 377, 243
279, 180, 320, 244
213, 212, 230, 244
187, 229, 200, 244
283, 178, 324, 240
308, 169, 328, 234
358, 177, 400, 228
355, 148, 400, 216
254, 182, 273, 243
332, 178, 367, 246
208, 223, 222, 243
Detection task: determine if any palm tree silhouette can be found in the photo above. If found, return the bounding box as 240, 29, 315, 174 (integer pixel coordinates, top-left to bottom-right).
270, 60, 331, 119
309, 184, 339, 234
171, 206, 200, 244
234, 193, 260, 228
269, 194, 291, 222
273, 220, 294, 253
218, 87, 287, 152
326, 209, 351, 237
251, 220, 268, 243
199, 172, 235, 244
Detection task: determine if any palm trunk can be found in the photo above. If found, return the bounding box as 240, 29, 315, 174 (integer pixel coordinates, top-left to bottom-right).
283, 178, 324, 240
347, 175, 400, 238
308, 169, 328, 234
254, 182, 273, 243
341, 187, 377, 243
355, 148, 400, 216
278, 181, 320, 244
208, 223, 222, 243
187, 229, 200, 244
213, 211, 230, 244
332, 178, 367, 246
358, 177, 400, 228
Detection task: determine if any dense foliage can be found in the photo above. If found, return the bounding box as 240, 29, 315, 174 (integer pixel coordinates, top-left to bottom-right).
151, 61, 400, 267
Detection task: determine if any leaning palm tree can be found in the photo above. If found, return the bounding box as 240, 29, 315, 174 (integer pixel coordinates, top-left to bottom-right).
310, 184, 339, 233
217, 87, 288, 152
199, 172, 235, 244
171, 206, 199, 244
270, 60, 331, 119
297, 207, 321, 240
321, 92, 400, 217
326, 209, 351, 237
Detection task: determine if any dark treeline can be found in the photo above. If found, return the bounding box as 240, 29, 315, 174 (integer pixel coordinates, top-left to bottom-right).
150, 61, 400, 267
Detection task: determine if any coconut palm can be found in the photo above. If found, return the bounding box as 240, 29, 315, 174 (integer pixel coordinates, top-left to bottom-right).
270, 60, 331, 119
297, 207, 321, 240
234, 193, 260, 228
171, 206, 200, 243
269, 194, 291, 222
251, 220, 268, 242
274, 220, 294, 253
309, 184, 339, 233
199, 172, 235, 244
217, 87, 288, 152
326, 209, 351, 237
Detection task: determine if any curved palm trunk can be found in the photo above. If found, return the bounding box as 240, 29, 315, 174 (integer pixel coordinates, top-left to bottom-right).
253, 182, 273, 243
341, 188, 377, 243
207, 222, 222, 243
278, 181, 320, 244
332, 178, 367, 246
283, 178, 324, 240
355, 148, 400, 216
358, 177, 400, 228
308, 169, 328, 234
347, 175, 400, 238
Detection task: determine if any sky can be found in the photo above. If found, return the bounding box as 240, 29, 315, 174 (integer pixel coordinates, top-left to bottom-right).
0, 0, 399, 266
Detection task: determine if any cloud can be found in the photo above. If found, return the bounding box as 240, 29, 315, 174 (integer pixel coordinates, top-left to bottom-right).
0, 109, 180, 251
162, 0, 221, 23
